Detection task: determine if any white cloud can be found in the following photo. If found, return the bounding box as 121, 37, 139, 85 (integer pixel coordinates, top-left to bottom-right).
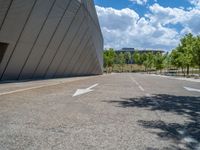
129, 0, 158, 5
147, 3, 200, 34
129, 0, 148, 5
147, 4, 187, 25
189, 0, 200, 8
95, 4, 200, 51
96, 6, 139, 30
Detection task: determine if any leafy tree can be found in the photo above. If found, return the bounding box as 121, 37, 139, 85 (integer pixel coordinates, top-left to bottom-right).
179, 33, 195, 76
103, 52, 109, 72
147, 52, 155, 72
102, 33, 199, 75
103, 48, 116, 73
170, 48, 186, 76
170, 33, 196, 76
118, 52, 125, 72
133, 50, 142, 65
170, 49, 182, 68
154, 52, 165, 74
163, 52, 171, 70
140, 53, 148, 71
114, 53, 119, 64
193, 35, 200, 75
142, 52, 154, 73
124, 52, 131, 64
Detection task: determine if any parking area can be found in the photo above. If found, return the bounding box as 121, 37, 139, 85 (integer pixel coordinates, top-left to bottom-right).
0, 73, 199, 150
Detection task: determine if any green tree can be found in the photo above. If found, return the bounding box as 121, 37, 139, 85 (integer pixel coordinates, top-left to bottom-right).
124, 52, 132, 72
132, 50, 141, 72
154, 52, 165, 74
103, 48, 116, 73
170, 48, 185, 76
193, 35, 200, 75
124, 52, 131, 64
118, 52, 125, 72
142, 52, 154, 73
140, 53, 148, 71
170, 49, 181, 68
170, 33, 196, 76
103, 52, 109, 72
133, 50, 142, 65
179, 33, 195, 76
147, 52, 155, 72
163, 52, 171, 71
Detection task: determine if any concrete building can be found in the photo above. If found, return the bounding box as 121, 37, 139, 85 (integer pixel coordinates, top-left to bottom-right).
0, 0, 103, 81
116, 48, 164, 55
116, 48, 165, 64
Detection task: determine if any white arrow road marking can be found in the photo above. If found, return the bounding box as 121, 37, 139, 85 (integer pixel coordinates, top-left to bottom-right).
130, 76, 145, 91
184, 87, 200, 93
73, 83, 99, 97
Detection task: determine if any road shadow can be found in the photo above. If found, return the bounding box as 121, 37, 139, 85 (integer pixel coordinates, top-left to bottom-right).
106, 94, 200, 150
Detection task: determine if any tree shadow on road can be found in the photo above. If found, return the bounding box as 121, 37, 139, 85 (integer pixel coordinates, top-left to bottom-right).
106, 94, 200, 150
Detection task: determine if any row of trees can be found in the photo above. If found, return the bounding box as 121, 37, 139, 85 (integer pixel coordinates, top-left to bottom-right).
103, 48, 166, 73
170, 33, 200, 76
103, 33, 200, 76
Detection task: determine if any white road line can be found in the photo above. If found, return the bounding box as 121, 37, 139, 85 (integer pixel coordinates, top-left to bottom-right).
150, 74, 200, 83
87, 83, 99, 90
145, 93, 152, 97
0, 82, 65, 96
0, 77, 93, 96
138, 85, 144, 91
184, 87, 200, 93
73, 83, 99, 97
130, 76, 145, 91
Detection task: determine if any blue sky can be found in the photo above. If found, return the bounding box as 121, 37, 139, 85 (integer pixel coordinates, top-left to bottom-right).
94, 0, 200, 51
95, 0, 191, 15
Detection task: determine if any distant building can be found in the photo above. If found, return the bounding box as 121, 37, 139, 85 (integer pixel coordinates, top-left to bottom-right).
116, 48, 164, 54
116, 48, 165, 64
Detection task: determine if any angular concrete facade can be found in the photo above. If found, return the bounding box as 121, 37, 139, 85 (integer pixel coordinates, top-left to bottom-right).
0, 0, 103, 81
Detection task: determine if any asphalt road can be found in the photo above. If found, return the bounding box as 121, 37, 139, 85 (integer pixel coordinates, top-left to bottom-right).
0, 73, 199, 150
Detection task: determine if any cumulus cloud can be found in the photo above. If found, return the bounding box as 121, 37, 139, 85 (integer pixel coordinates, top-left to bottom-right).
189, 0, 200, 8
146, 4, 186, 25
129, 0, 148, 5
96, 7, 139, 30
147, 3, 200, 34
95, 3, 200, 51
